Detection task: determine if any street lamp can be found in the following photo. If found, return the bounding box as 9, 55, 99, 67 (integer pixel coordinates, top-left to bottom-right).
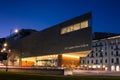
10, 28, 19, 37
9, 29, 19, 66
14, 29, 19, 33
2, 28, 19, 71
3, 43, 7, 47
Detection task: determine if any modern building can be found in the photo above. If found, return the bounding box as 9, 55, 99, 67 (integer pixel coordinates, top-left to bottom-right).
6, 12, 92, 68
80, 32, 120, 71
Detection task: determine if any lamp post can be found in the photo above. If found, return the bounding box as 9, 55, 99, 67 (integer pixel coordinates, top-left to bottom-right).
10, 28, 19, 36
7, 29, 19, 66
0, 29, 19, 72
14, 29, 19, 33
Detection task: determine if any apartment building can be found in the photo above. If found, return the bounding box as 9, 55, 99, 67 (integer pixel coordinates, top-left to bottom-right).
80, 32, 120, 71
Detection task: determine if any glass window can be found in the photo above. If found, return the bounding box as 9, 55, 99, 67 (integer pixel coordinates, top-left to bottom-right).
116, 51, 119, 56
66, 26, 72, 33
105, 59, 107, 63
96, 59, 98, 64
91, 60, 93, 63
105, 52, 107, 56
96, 53, 98, 57
111, 51, 113, 56
96, 48, 97, 51
61, 20, 88, 34
111, 58, 114, 63
61, 28, 66, 34
81, 20, 88, 29
116, 45, 118, 49
73, 23, 80, 30
116, 58, 119, 64
83, 60, 84, 64
100, 59, 102, 63
88, 60, 89, 64
91, 54, 94, 58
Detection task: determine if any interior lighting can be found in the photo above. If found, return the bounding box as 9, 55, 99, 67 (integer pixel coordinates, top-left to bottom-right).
62, 54, 79, 58
116, 66, 120, 71
97, 65, 101, 68
3, 48, 6, 51
111, 66, 115, 71
3, 43, 7, 47
92, 65, 96, 68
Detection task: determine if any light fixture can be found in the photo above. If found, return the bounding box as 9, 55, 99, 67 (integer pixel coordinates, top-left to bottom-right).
14, 29, 19, 33
3, 43, 7, 47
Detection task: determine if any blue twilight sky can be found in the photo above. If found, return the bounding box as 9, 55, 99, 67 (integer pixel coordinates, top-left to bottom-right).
0, 0, 120, 38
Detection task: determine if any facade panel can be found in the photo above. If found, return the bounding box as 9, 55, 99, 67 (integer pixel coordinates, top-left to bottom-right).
20, 12, 91, 57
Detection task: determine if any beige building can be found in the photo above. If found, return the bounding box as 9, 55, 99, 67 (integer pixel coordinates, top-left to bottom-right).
80, 32, 120, 71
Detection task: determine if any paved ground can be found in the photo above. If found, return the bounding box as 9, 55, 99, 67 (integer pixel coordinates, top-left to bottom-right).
72, 70, 120, 76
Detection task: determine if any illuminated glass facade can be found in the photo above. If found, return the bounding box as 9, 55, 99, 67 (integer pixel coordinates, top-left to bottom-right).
61, 20, 88, 34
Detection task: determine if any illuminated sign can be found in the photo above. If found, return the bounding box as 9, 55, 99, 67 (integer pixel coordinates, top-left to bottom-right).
64, 44, 89, 50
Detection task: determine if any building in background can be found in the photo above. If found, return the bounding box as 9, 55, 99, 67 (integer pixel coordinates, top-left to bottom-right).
80, 32, 120, 71
6, 12, 92, 68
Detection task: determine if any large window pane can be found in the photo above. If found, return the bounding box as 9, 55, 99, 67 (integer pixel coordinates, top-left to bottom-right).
81, 20, 88, 29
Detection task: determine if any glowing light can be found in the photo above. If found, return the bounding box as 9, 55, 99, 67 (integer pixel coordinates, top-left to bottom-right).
22, 58, 35, 61
3, 48, 6, 51
1, 50, 3, 52
97, 65, 101, 68
105, 67, 108, 70
14, 29, 19, 33
92, 65, 96, 68
89, 65, 92, 68
111, 65, 115, 71
8, 49, 11, 53
3, 43, 7, 47
85, 65, 87, 67
116, 66, 120, 71
81, 65, 83, 66
64, 69, 73, 76
62, 54, 80, 58
103, 65, 106, 68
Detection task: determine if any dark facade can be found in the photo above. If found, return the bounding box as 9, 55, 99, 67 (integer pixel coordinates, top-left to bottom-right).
0, 38, 6, 51
9, 12, 92, 58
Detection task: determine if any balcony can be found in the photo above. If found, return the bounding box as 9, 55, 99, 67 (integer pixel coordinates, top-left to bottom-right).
109, 43, 117, 45
114, 47, 120, 51
113, 54, 120, 57
114, 62, 120, 65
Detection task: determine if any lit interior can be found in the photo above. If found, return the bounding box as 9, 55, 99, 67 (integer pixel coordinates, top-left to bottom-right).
61, 20, 88, 34
61, 54, 80, 67
18, 51, 90, 67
